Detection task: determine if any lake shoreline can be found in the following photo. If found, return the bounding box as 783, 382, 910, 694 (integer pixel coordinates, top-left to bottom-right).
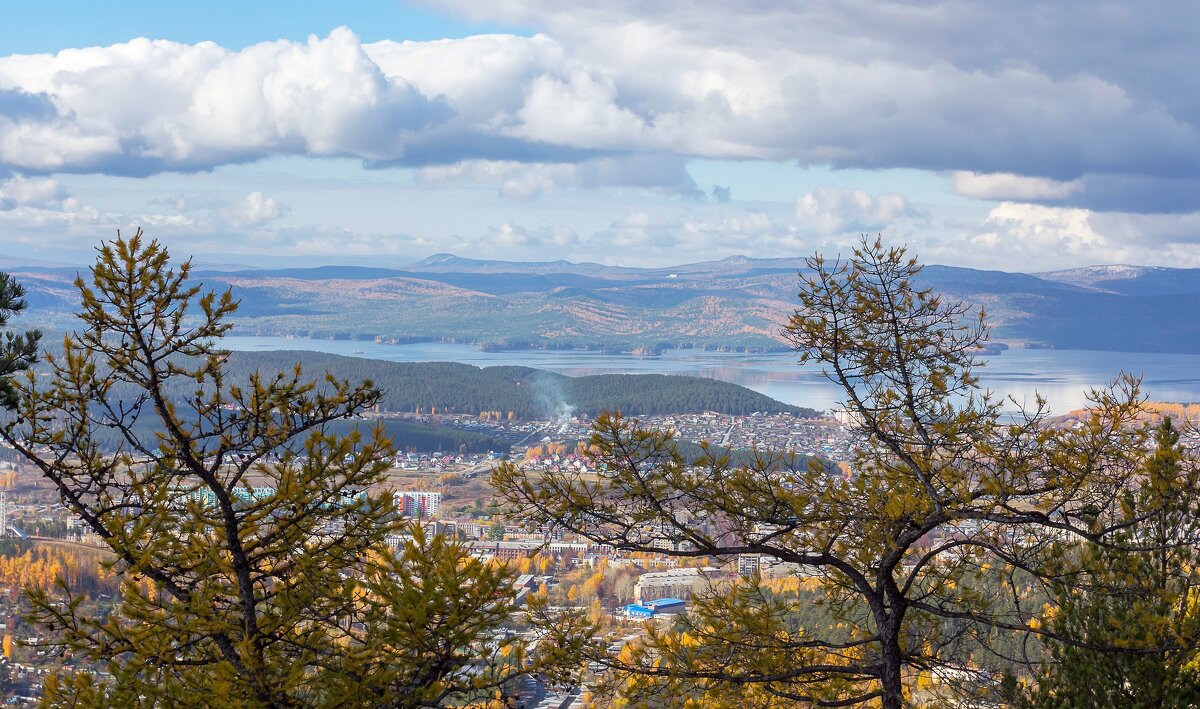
222, 336, 1200, 415
227, 331, 1019, 358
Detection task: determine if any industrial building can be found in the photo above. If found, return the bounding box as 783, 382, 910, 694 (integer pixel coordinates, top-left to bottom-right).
621, 597, 687, 619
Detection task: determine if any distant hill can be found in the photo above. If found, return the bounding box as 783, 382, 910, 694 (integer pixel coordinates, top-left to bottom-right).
215, 351, 818, 419
47, 350, 814, 454
1038, 265, 1200, 297
403, 252, 809, 279
404, 253, 643, 277
12, 255, 1200, 354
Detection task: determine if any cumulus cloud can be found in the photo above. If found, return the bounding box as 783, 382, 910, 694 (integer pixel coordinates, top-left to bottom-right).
938, 202, 1200, 271
971, 203, 1105, 258
481, 223, 579, 249
0, 178, 106, 255
433, 1, 1200, 202
0, 29, 445, 175
0, 176, 74, 211
0, 180, 300, 261
503, 69, 649, 149
0, 5, 1198, 211
220, 191, 287, 227
951, 172, 1083, 201
794, 186, 919, 235
0, 88, 57, 121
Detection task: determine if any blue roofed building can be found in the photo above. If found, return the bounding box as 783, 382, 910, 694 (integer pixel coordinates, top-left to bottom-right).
621, 597, 686, 619
622, 603, 654, 619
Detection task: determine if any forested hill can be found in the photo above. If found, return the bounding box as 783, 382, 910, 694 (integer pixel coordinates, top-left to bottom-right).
18, 255, 1200, 353
219, 351, 818, 419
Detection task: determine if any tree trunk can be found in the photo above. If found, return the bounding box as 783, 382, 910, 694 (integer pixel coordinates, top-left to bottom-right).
879, 621, 905, 709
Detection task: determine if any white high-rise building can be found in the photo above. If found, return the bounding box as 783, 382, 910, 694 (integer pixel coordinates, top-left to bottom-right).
396, 491, 441, 519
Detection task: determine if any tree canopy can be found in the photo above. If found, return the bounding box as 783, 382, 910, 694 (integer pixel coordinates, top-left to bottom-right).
0, 270, 40, 410
1010, 418, 1200, 707
211, 353, 815, 419
0, 232, 588, 707
493, 237, 1196, 707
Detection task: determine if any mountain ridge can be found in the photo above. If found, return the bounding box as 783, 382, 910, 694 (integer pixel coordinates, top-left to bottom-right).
10, 256, 1199, 354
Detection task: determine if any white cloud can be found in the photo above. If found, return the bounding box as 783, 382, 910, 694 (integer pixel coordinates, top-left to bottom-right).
503, 69, 649, 149
263, 225, 445, 258
432, 1, 1200, 197
794, 186, 918, 235
0, 29, 443, 174
0, 181, 296, 260
596, 209, 801, 257
0, 176, 73, 211
0, 178, 105, 254
418, 161, 563, 199
9, 3, 1200, 267
0, 8, 1197, 212
480, 222, 579, 249
220, 191, 286, 227
940, 202, 1200, 270
415, 155, 700, 198
972, 202, 1105, 256
951, 171, 1083, 201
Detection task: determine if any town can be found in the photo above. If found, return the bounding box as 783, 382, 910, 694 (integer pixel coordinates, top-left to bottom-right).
0, 409, 859, 705
1, 390, 1197, 705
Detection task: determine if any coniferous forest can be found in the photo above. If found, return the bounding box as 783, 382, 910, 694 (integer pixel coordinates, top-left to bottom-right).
215, 352, 818, 419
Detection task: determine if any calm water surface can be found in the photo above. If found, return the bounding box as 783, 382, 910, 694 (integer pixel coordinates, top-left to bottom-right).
224, 336, 1200, 415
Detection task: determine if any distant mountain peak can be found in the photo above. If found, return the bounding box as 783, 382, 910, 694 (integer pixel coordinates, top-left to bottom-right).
412, 253, 585, 268
1031, 263, 1200, 296
402, 253, 632, 277
1035, 264, 1166, 291
1040, 264, 1163, 279
414, 253, 474, 266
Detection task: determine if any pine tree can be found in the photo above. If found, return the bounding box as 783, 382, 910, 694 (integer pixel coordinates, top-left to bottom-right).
1, 232, 589, 707
493, 237, 1181, 708
0, 270, 40, 410
1014, 418, 1200, 708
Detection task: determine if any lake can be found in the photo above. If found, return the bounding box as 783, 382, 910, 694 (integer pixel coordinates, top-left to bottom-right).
223, 336, 1200, 415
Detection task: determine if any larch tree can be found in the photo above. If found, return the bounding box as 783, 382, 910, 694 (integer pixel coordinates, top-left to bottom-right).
1011, 417, 1200, 708
0, 232, 589, 707
492, 237, 1192, 708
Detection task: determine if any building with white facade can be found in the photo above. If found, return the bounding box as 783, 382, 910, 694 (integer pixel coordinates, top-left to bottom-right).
633, 567, 713, 603
396, 491, 441, 519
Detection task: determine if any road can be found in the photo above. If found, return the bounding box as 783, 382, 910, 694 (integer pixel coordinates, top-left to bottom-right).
719, 419, 736, 447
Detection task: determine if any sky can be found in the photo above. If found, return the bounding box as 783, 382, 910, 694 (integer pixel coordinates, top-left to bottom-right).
1, 1, 1198, 271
